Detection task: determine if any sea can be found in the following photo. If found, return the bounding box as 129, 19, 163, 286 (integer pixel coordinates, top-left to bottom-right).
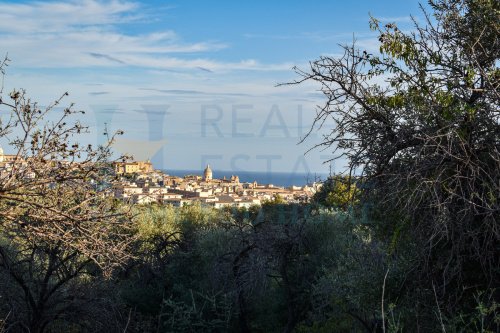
162, 170, 329, 187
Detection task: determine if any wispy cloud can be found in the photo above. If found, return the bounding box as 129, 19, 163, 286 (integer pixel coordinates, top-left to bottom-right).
376, 16, 415, 23
0, 0, 294, 72
89, 52, 125, 64
0, 0, 140, 33
141, 88, 205, 95
355, 38, 382, 53
196, 66, 213, 73
139, 88, 253, 97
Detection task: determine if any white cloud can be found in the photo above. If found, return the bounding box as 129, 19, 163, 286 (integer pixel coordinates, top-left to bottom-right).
355, 37, 382, 53
0, 0, 292, 72
0, 0, 139, 33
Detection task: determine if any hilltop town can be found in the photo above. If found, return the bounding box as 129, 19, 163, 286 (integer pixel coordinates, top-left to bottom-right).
112, 160, 318, 207
0, 147, 318, 208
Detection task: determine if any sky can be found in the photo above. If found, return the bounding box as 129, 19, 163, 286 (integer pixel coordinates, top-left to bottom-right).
0, 0, 425, 175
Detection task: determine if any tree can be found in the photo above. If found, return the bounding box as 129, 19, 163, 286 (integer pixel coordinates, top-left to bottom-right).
313, 175, 360, 210
0, 226, 121, 332
0, 57, 134, 331
0, 56, 132, 270
288, 0, 498, 317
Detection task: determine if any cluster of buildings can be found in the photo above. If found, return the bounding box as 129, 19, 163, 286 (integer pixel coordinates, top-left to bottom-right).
112, 161, 317, 208
0, 145, 317, 209
0, 146, 19, 166
0, 146, 35, 178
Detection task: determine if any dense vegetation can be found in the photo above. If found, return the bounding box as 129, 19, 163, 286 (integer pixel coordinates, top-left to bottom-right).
2, 199, 496, 332
0, 0, 498, 332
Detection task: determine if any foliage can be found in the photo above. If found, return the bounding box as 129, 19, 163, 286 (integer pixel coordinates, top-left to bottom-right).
260, 193, 288, 208
114, 201, 388, 332
0, 1, 498, 331
313, 175, 360, 210
286, 0, 499, 320
442, 289, 499, 333
158, 291, 233, 332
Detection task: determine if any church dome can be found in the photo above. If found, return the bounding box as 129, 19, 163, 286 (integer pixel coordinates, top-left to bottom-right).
203, 164, 213, 181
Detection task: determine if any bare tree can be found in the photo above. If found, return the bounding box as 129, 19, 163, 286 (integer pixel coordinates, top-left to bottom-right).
0, 56, 133, 270
285, 0, 499, 310
0, 57, 134, 331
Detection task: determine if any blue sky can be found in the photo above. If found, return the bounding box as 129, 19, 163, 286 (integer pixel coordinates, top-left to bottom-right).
0, 0, 425, 175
